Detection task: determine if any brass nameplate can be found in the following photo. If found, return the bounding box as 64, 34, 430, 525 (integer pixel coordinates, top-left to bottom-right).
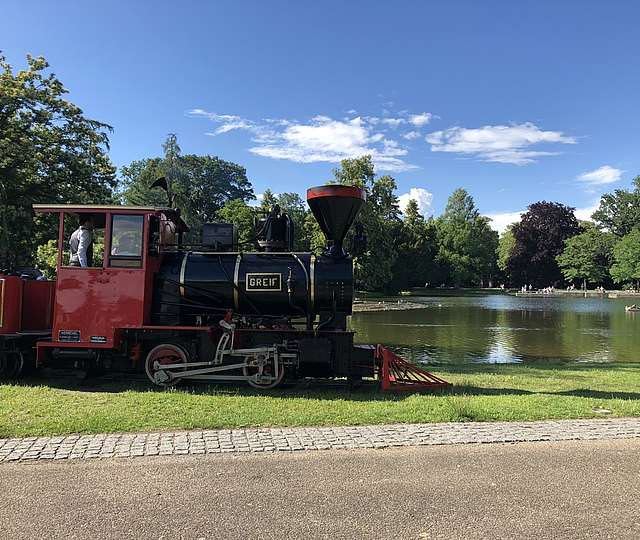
246, 273, 282, 292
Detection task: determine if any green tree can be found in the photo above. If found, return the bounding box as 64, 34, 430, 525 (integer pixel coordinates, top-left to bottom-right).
610, 229, 640, 287
259, 189, 278, 212
497, 226, 516, 274
120, 134, 254, 239
34, 240, 58, 278
218, 191, 310, 250
333, 156, 375, 187
403, 199, 422, 229
436, 189, 498, 287
303, 212, 326, 254
592, 177, 640, 237
265, 191, 310, 251
390, 199, 439, 290
118, 158, 166, 206
556, 225, 615, 289
332, 156, 401, 291
0, 54, 116, 268
474, 217, 500, 287
217, 199, 256, 244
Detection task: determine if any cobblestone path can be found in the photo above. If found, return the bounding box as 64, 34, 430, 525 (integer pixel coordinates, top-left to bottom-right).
2, 417, 639, 463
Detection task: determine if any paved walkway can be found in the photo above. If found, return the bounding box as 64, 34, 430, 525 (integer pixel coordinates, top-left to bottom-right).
2, 440, 640, 538
2, 417, 640, 463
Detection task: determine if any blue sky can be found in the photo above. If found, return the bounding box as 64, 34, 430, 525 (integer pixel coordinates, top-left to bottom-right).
4, 0, 640, 230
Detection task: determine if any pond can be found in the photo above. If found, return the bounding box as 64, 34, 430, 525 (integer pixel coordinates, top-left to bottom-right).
350, 294, 640, 365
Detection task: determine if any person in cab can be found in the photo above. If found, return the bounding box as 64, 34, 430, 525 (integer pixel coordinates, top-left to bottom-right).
111, 232, 140, 256
69, 216, 94, 267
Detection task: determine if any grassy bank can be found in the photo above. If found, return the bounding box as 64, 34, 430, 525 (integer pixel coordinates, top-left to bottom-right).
1, 363, 639, 437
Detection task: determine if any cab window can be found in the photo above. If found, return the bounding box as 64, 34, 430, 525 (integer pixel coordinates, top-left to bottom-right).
62, 213, 105, 268
109, 215, 143, 268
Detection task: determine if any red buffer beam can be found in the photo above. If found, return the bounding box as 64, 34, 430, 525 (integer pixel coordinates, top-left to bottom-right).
376, 345, 451, 392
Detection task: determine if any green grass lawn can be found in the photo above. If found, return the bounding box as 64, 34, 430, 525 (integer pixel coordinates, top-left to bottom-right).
1, 363, 639, 437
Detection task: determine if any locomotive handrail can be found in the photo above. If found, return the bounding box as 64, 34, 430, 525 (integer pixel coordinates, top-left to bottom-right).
217, 254, 263, 316
290, 253, 313, 331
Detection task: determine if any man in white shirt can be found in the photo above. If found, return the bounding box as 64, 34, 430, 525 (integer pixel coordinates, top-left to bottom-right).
69, 216, 94, 267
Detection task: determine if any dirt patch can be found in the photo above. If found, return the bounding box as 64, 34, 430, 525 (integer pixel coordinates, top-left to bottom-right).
352, 300, 428, 313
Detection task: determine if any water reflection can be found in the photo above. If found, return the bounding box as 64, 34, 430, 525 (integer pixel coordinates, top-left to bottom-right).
350, 295, 640, 365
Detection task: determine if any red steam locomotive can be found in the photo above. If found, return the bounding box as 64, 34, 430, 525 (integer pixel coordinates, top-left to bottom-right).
0, 185, 448, 391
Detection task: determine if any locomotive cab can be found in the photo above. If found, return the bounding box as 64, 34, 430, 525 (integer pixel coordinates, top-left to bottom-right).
32, 205, 188, 361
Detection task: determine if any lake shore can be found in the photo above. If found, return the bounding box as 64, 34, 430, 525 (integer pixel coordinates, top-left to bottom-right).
513, 290, 640, 299
357, 287, 640, 300
352, 299, 429, 312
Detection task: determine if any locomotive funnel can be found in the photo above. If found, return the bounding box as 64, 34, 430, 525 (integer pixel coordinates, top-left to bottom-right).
307, 185, 365, 257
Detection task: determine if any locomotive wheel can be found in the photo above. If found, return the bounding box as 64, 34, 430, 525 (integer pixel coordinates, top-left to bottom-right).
0, 351, 24, 380
145, 344, 188, 387
0, 353, 7, 379
243, 354, 285, 390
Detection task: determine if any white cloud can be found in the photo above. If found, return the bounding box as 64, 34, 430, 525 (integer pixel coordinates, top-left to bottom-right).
577, 165, 623, 186
409, 112, 433, 127
381, 139, 407, 156
263, 118, 291, 127
187, 108, 210, 118
485, 211, 524, 233
426, 122, 576, 164
249, 193, 264, 207
403, 131, 421, 140
189, 109, 419, 172
213, 118, 253, 134
398, 187, 433, 218
381, 118, 406, 128
363, 116, 380, 125
187, 109, 255, 134
252, 116, 415, 172
574, 203, 599, 222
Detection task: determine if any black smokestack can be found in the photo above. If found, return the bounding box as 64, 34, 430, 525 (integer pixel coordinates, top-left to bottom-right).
307, 185, 365, 257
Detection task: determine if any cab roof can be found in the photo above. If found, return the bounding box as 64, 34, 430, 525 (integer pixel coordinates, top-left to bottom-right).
32, 204, 189, 231
33, 204, 173, 213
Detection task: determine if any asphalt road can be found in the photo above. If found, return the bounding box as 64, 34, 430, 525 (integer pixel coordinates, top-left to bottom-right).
1, 439, 639, 539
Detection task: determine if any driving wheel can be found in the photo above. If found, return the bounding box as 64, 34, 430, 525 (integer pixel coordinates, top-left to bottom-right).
243, 353, 285, 389
145, 343, 188, 387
